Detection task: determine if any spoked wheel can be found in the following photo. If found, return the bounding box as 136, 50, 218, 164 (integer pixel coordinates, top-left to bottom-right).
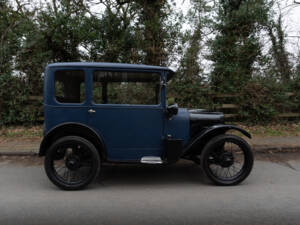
44, 136, 101, 190
201, 134, 254, 186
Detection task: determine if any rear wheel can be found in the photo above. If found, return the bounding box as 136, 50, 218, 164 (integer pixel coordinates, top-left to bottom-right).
201, 134, 254, 186
44, 136, 101, 190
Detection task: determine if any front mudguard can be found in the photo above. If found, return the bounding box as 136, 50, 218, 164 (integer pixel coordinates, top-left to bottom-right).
182, 124, 251, 157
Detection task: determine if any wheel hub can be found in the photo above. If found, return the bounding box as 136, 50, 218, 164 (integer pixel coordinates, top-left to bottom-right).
65, 155, 81, 171
219, 152, 234, 167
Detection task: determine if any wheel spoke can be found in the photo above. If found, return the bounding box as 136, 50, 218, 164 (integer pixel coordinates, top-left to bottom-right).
51, 143, 94, 184
55, 166, 65, 174
207, 140, 246, 180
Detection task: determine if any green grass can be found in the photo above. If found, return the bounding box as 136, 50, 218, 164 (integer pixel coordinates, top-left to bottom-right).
233, 122, 300, 137
0, 126, 43, 138
296, 123, 300, 132
264, 127, 283, 136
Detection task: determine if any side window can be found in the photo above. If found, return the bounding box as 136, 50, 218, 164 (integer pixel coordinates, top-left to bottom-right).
93, 71, 161, 105
55, 70, 85, 103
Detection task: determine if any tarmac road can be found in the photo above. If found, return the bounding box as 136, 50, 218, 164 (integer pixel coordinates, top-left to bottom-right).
0, 154, 300, 225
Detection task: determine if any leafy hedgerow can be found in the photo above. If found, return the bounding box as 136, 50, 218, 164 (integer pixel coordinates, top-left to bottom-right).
0, 74, 42, 125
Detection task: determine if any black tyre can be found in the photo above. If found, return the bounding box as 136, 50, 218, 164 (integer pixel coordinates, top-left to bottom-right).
201, 134, 254, 186
44, 136, 101, 190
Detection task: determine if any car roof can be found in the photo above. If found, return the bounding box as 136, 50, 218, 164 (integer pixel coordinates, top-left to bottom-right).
47, 62, 175, 81
47, 62, 174, 73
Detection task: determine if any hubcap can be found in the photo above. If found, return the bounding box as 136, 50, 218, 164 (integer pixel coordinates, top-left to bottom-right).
65, 155, 81, 171
219, 152, 234, 167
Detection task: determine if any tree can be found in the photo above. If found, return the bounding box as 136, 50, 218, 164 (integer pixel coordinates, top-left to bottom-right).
0, 0, 21, 75
177, 0, 213, 79
266, 13, 292, 83
167, 0, 215, 108
14, 0, 90, 94
134, 0, 181, 66
0, 0, 37, 124
208, 0, 270, 92
83, 1, 139, 63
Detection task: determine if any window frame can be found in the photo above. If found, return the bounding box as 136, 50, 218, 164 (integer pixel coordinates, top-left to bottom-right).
53, 69, 87, 105
91, 69, 163, 107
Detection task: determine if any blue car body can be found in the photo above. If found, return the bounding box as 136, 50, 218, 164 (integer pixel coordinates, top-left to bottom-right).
40, 62, 250, 164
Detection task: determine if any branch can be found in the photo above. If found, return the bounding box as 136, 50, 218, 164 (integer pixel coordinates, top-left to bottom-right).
0, 20, 20, 45
116, 0, 131, 5
52, 0, 58, 15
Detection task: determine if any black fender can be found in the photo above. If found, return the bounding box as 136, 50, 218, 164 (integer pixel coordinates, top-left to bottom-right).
39, 122, 107, 159
182, 124, 251, 156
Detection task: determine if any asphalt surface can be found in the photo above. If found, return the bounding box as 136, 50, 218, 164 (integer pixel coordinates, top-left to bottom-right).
1, 154, 300, 225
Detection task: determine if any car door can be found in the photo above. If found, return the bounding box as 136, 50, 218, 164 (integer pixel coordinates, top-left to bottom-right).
87, 69, 164, 161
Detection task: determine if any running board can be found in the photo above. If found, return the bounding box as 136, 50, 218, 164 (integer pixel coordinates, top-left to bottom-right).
140, 156, 163, 164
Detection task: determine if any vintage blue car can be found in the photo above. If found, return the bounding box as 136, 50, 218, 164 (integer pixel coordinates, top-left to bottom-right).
40, 62, 254, 190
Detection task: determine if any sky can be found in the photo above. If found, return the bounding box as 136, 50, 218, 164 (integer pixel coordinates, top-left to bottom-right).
279, 0, 300, 56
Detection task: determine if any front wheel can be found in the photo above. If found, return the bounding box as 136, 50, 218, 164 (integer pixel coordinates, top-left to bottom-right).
44, 136, 101, 190
201, 134, 254, 186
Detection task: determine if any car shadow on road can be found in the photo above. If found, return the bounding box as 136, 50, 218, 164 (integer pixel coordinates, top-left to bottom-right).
93, 160, 210, 188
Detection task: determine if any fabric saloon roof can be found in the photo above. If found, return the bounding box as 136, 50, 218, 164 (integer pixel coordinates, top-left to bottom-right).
47, 62, 175, 81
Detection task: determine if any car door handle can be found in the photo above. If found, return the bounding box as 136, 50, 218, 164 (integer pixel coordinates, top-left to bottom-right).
88, 109, 96, 113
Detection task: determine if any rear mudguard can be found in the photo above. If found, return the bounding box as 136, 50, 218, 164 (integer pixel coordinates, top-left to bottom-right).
182, 124, 251, 157
39, 122, 107, 159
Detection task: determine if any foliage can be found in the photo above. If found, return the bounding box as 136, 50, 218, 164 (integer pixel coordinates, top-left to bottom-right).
290, 70, 300, 110
266, 13, 292, 83
168, 76, 215, 109
0, 0, 21, 75
0, 0, 299, 125
208, 0, 271, 93
176, 0, 210, 80
0, 73, 42, 125
236, 78, 293, 123
83, 3, 139, 63
0, 1, 41, 124
132, 0, 182, 66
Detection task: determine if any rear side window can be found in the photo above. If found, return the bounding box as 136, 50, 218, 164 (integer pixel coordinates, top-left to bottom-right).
93, 71, 161, 105
54, 70, 85, 103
